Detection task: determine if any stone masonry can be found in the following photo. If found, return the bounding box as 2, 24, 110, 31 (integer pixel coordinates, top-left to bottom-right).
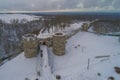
23, 32, 66, 58
81, 23, 89, 31
53, 33, 66, 56
22, 34, 38, 58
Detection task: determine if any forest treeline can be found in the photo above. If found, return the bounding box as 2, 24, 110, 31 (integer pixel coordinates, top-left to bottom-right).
90, 20, 120, 34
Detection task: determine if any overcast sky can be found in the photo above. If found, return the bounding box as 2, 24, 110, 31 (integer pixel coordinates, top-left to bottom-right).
0, 0, 120, 12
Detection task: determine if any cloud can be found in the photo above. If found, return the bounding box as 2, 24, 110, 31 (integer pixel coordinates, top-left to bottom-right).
0, 0, 120, 11
76, 3, 84, 8
112, 0, 120, 8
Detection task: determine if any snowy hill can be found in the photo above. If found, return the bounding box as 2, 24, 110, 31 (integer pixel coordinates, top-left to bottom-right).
0, 31, 120, 80
0, 14, 38, 23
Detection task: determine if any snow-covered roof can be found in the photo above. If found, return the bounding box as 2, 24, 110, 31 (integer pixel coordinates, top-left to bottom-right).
37, 33, 53, 39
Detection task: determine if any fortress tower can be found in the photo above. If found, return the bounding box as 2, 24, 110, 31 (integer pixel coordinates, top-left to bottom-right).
22, 34, 38, 58
53, 32, 66, 56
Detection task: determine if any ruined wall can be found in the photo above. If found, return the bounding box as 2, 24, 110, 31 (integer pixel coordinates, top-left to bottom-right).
81, 23, 89, 31
38, 34, 53, 47
23, 34, 38, 58
53, 33, 66, 56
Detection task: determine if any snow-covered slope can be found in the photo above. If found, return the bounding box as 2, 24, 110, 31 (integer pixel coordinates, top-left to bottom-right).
0, 14, 38, 23
0, 53, 37, 80
51, 31, 120, 80
0, 31, 120, 80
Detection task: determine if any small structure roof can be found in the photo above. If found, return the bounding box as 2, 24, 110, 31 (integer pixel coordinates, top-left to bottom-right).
37, 33, 53, 39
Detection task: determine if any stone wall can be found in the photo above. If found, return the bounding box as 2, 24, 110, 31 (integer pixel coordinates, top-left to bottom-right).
23, 32, 66, 57
81, 23, 89, 31
23, 34, 38, 58
53, 33, 66, 56
38, 33, 53, 47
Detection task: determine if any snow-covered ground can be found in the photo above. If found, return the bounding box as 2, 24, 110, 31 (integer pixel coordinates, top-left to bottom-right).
0, 29, 120, 80
0, 52, 37, 80
0, 14, 39, 23
51, 31, 120, 80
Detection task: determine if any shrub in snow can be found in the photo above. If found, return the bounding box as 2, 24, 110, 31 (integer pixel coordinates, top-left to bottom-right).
75, 46, 77, 48
25, 78, 29, 80
35, 78, 39, 80
114, 66, 120, 74
37, 71, 40, 76
108, 76, 114, 80
56, 75, 61, 80
97, 73, 101, 76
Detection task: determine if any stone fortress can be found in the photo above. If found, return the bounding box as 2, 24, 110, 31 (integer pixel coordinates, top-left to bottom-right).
22, 23, 89, 58
22, 32, 66, 58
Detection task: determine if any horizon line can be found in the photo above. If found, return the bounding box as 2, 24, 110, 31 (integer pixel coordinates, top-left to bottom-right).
0, 9, 119, 13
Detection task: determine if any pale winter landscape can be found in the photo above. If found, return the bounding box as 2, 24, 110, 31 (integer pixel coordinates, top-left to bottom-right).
0, 12, 120, 80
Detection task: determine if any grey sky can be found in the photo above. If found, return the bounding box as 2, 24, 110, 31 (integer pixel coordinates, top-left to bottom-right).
0, 0, 120, 11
